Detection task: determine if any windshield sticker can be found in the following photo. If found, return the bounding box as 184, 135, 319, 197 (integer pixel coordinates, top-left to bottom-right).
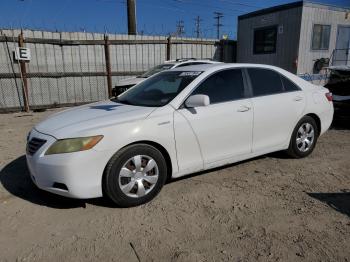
179, 71, 202, 77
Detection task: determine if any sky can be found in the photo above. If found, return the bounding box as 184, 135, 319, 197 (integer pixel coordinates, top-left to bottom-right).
0, 0, 349, 39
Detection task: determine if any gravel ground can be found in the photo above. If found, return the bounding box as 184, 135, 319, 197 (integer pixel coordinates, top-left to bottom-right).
0, 108, 349, 262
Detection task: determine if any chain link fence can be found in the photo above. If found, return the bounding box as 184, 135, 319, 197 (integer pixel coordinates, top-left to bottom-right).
0, 29, 235, 112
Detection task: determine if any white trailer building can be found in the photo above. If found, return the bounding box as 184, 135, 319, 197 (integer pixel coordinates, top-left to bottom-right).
237, 1, 350, 77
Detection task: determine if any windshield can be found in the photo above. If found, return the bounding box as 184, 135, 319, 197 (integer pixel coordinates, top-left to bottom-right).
115, 71, 202, 107
139, 63, 175, 78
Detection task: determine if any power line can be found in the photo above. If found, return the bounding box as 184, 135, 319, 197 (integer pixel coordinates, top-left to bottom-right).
218, 0, 262, 9
194, 15, 202, 38
171, 0, 246, 14
213, 11, 223, 39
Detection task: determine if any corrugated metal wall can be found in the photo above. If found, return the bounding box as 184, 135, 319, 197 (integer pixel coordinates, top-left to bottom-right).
0, 29, 221, 112
0, 30, 24, 109
237, 6, 303, 73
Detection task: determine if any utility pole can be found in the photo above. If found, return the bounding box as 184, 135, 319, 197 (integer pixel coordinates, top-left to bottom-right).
194, 16, 202, 38
127, 0, 137, 35
213, 12, 223, 39
176, 20, 185, 37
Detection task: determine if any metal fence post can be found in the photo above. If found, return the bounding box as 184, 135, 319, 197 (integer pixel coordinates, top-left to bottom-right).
220, 39, 225, 62
104, 34, 113, 98
166, 36, 172, 61
18, 32, 30, 112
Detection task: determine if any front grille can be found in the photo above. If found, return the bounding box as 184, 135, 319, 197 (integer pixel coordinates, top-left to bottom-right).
27, 137, 47, 155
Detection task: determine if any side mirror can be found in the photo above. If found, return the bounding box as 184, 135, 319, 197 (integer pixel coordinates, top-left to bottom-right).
185, 94, 210, 108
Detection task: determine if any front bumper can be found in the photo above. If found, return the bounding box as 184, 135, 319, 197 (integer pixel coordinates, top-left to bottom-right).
26, 129, 109, 199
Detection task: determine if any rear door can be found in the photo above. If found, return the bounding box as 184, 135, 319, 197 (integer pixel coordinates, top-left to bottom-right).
246, 68, 306, 152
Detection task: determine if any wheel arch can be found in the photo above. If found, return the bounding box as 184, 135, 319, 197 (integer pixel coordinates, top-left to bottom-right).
102, 140, 173, 185
286, 112, 322, 149
128, 140, 173, 181
305, 113, 321, 136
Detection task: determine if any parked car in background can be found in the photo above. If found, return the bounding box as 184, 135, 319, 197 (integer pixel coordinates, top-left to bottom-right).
112, 58, 221, 96
325, 70, 350, 121
26, 63, 333, 207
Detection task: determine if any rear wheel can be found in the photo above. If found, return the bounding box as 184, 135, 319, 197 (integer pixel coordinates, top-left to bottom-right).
103, 144, 167, 207
287, 116, 319, 158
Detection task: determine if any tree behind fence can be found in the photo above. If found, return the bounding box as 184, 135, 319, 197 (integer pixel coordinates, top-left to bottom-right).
0, 29, 235, 112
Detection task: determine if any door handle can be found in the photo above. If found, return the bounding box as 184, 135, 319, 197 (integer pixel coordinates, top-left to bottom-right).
294, 96, 303, 101
237, 105, 251, 112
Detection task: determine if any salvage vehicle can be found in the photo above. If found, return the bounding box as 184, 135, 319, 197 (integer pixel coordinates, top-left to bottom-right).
325, 69, 350, 120
112, 58, 220, 96
26, 64, 334, 207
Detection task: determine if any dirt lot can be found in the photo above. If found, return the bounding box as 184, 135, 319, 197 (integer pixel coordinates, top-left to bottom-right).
0, 108, 349, 262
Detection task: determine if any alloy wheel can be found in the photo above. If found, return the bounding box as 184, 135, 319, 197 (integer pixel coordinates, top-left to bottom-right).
118, 155, 159, 198
296, 123, 315, 152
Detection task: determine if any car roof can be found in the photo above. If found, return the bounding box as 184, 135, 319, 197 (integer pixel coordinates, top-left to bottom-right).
169, 63, 287, 72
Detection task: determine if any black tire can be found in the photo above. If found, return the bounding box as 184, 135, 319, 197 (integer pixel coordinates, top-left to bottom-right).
103, 144, 167, 207
286, 116, 319, 158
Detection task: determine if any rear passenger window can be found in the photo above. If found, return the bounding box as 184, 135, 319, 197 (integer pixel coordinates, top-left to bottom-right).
281, 76, 300, 92
248, 68, 284, 96
192, 69, 245, 104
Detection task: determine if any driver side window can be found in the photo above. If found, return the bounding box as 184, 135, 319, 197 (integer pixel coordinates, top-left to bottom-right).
191, 69, 245, 104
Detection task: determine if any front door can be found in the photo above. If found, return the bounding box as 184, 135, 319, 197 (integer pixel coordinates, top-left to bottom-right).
174, 69, 253, 170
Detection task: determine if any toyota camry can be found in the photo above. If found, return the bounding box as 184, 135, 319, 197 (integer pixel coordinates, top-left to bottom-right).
26, 63, 334, 207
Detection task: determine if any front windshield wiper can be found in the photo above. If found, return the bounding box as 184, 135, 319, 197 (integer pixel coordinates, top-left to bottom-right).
111, 97, 135, 106
111, 98, 162, 107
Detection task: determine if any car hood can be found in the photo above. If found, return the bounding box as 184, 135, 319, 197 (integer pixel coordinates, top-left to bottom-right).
35, 100, 156, 138
117, 77, 145, 86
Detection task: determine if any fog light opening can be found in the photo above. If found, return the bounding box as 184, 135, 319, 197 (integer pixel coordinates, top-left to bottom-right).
52, 182, 69, 191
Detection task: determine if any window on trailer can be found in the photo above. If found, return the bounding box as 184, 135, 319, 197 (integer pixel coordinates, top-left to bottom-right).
253, 26, 277, 54
311, 24, 331, 50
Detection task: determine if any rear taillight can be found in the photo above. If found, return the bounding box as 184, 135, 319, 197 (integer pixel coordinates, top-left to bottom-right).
325, 92, 333, 102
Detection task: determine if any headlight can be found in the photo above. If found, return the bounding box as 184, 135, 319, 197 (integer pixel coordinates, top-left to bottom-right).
45, 135, 103, 155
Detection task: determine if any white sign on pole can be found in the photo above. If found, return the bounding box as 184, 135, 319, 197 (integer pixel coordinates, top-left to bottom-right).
14, 47, 31, 61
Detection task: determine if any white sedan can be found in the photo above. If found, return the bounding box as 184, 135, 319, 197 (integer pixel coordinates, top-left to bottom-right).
26, 64, 334, 207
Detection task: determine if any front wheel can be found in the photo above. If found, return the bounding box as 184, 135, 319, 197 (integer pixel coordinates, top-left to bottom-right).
103, 144, 168, 207
286, 116, 319, 158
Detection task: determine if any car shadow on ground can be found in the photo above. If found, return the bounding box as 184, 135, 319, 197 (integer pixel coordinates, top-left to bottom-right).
1, 154, 274, 209
0, 155, 115, 209
307, 192, 350, 218
168, 155, 272, 184
3, 154, 348, 212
